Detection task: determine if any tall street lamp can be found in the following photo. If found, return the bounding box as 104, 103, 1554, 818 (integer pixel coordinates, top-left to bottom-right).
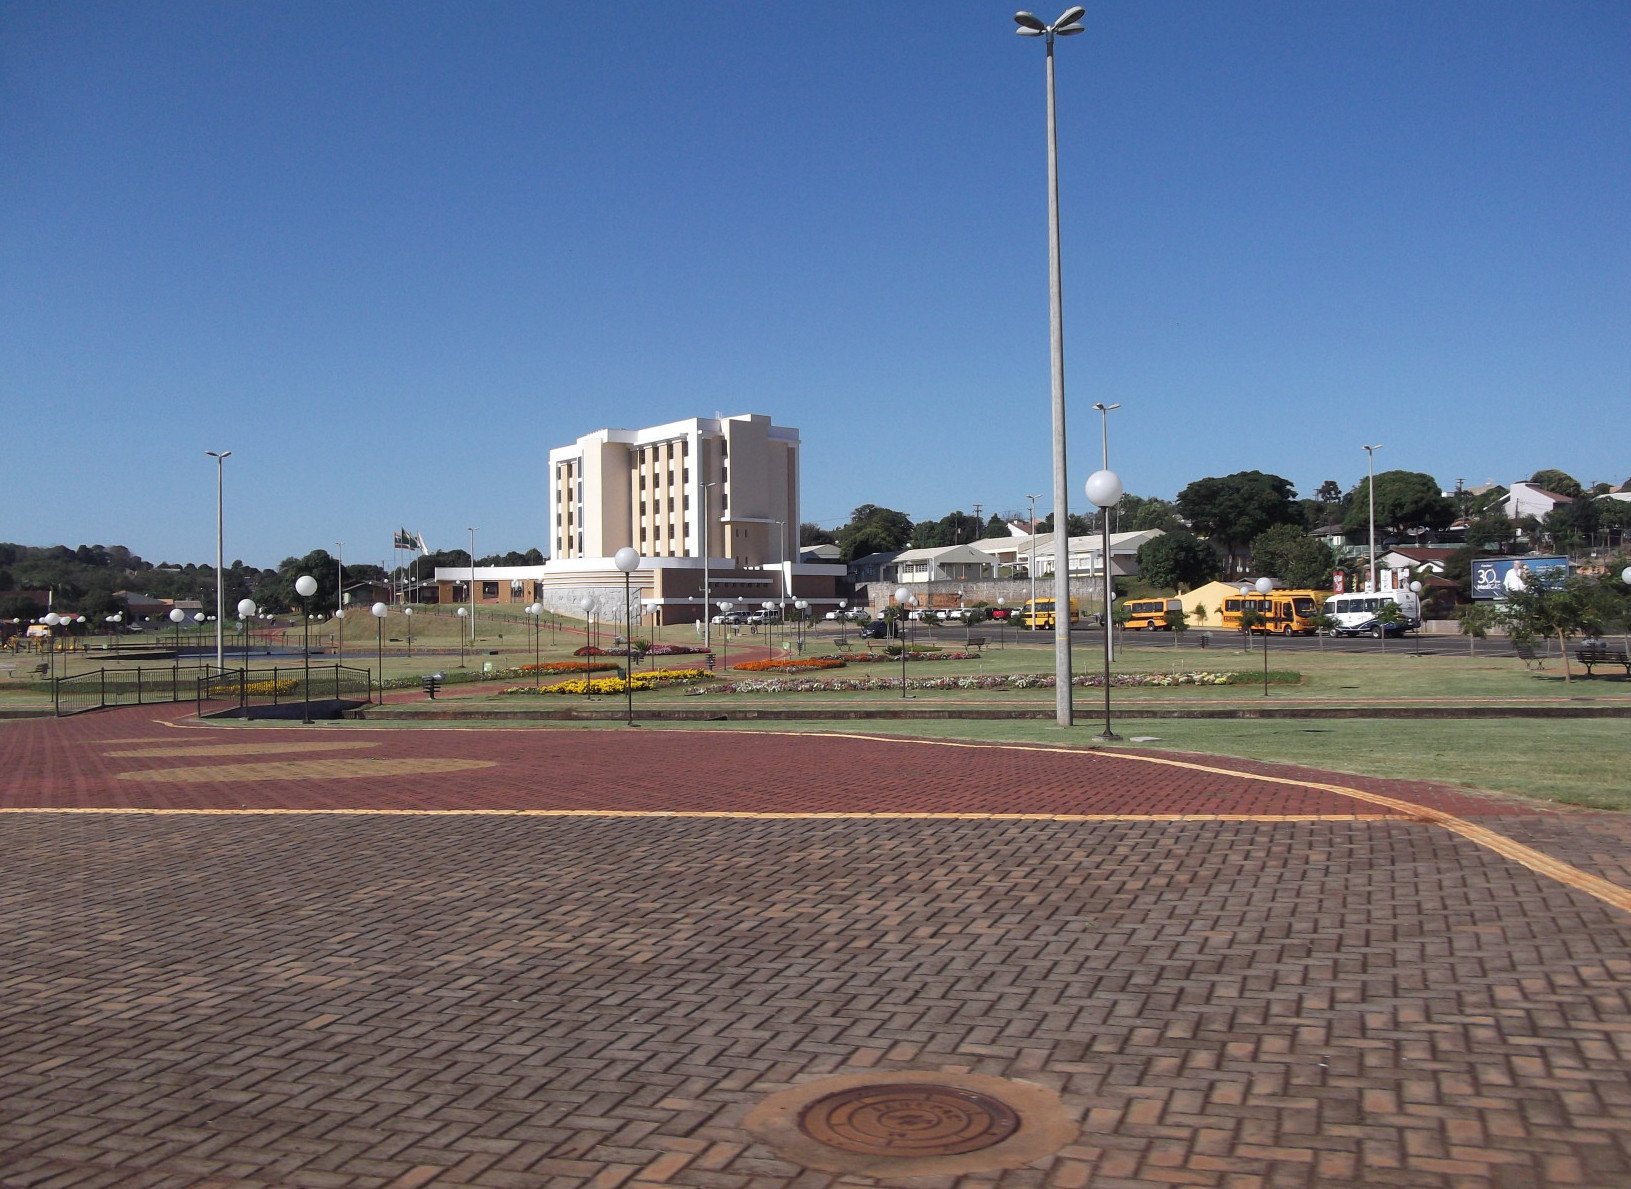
1085, 468, 1122, 741
701, 480, 716, 650
1364, 444, 1382, 593
206, 450, 231, 671
1016, 5, 1086, 727
371, 602, 388, 702
294, 574, 317, 724
614, 547, 641, 723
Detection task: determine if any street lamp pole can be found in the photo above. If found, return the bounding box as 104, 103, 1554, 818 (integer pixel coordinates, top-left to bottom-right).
206, 450, 230, 671
614, 548, 640, 724
1092, 403, 1119, 662
371, 602, 388, 703
701, 481, 716, 650
295, 574, 317, 724
1017, 5, 1086, 727
467, 527, 478, 644
1085, 469, 1122, 740
1026, 492, 1042, 630
894, 585, 914, 699
1255, 576, 1273, 696
578, 595, 595, 700
1364, 444, 1382, 593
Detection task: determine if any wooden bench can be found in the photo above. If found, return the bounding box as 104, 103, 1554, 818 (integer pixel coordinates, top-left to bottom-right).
1575, 641, 1631, 676
31, 661, 49, 679
1512, 642, 1542, 669
964, 636, 988, 654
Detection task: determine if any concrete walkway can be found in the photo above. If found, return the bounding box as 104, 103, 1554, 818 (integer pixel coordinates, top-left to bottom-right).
3, 706, 1630, 1186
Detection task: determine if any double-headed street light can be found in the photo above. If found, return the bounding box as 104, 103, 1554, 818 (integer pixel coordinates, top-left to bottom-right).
1016, 5, 1086, 727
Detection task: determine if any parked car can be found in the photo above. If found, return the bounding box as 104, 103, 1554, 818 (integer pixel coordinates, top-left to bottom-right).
860, 619, 888, 640
710, 612, 748, 625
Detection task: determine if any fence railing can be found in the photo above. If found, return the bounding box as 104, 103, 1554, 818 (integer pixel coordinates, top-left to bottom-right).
195, 664, 374, 718
50, 663, 374, 717
54, 663, 219, 716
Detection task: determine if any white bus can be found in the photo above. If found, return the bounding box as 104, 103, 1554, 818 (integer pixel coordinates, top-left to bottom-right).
1322, 590, 1422, 638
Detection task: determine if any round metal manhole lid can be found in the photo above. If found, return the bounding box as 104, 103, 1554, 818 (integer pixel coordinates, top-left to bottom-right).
797, 1082, 1020, 1158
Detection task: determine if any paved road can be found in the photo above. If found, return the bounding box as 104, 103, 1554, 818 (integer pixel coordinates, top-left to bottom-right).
3, 706, 1630, 1187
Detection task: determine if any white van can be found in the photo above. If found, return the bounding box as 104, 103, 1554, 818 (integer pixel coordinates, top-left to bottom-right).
1323, 591, 1421, 638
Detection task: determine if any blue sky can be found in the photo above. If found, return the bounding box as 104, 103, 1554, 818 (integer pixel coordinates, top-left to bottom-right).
4, 1, 1627, 569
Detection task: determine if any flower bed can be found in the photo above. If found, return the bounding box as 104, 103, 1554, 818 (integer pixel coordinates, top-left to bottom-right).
504, 667, 714, 696
688, 671, 1265, 695
521, 660, 622, 675
731, 656, 846, 673
844, 649, 980, 663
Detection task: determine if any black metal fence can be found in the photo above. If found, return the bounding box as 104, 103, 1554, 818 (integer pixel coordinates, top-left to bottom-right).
50, 663, 373, 717
54, 663, 219, 716
195, 664, 374, 719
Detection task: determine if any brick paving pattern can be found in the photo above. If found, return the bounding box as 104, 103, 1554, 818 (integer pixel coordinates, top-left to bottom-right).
2, 707, 1629, 1187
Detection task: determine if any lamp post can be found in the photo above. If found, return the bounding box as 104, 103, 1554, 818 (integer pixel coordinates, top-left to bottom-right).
997, 597, 1007, 647
371, 602, 388, 702
206, 450, 230, 670
1016, 5, 1086, 727
1364, 444, 1382, 593
578, 595, 595, 699
334, 607, 345, 663
718, 600, 733, 673
403, 606, 414, 656
1092, 403, 1119, 662
237, 599, 257, 664
168, 606, 186, 687
43, 613, 61, 683
467, 527, 478, 643
294, 574, 317, 724
527, 602, 543, 688
614, 547, 640, 723
1026, 493, 1042, 630
1255, 576, 1273, 696
701, 480, 716, 650
894, 585, 913, 699
1085, 469, 1123, 740
1410, 579, 1424, 656
456, 606, 468, 668
795, 599, 809, 650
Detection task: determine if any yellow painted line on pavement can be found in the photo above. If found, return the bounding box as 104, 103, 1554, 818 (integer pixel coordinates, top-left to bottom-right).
0, 807, 1395, 821
792, 730, 1631, 915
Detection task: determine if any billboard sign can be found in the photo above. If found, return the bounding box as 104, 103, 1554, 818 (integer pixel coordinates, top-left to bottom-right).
1472, 556, 1569, 600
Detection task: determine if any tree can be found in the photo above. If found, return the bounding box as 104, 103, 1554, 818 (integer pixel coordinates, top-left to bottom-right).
1118, 495, 1185, 533
984, 513, 1011, 538
799, 522, 835, 547
1541, 499, 1599, 554
1529, 469, 1584, 498
1136, 531, 1221, 591
1176, 472, 1300, 577
910, 510, 983, 549
836, 505, 912, 561
1036, 512, 1092, 537
1342, 470, 1454, 539
1315, 480, 1344, 505
1454, 602, 1501, 656
1250, 524, 1336, 590
1497, 571, 1612, 681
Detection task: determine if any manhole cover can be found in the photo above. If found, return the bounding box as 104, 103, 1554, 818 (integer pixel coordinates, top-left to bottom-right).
798, 1083, 1020, 1157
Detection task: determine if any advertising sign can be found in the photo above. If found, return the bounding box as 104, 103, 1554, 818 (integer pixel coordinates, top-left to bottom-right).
1472, 556, 1569, 600
1332, 570, 1345, 594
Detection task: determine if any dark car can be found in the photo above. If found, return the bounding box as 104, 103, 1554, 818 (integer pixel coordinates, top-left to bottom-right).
860, 619, 888, 640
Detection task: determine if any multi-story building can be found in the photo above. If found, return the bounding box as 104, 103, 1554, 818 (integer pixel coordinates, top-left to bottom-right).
549, 413, 799, 570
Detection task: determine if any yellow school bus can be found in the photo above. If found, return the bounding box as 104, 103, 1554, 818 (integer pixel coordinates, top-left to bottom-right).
1123, 598, 1182, 631
1218, 589, 1327, 636
1018, 597, 1080, 630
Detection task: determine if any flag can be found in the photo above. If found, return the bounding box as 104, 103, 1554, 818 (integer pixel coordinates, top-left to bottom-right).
415, 533, 429, 556
393, 529, 416, 551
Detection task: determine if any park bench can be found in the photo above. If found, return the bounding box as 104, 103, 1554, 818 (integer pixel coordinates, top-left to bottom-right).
964, 636, 988, 654
31, 662, 49, 679
1575, 641, 1631, 677
421, 673, 443, 699
1512, 642, 1542, 669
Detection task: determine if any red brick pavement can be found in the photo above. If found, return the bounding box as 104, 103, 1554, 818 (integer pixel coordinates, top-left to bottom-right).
2, 707, 1630, 1188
